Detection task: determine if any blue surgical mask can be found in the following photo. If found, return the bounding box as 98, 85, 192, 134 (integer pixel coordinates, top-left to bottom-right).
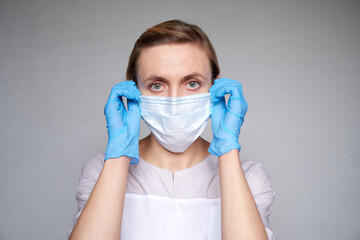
139, 93, 212, 152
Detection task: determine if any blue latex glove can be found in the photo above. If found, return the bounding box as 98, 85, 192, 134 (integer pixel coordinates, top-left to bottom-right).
104, 81, 141, 164
208, 78, 248, 156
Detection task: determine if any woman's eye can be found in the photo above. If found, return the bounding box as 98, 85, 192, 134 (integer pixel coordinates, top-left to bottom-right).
187, 81, 199, 89
150, 83, 162, 90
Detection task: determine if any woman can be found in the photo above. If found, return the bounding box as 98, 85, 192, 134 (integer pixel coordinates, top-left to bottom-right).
68, 19, 276, 240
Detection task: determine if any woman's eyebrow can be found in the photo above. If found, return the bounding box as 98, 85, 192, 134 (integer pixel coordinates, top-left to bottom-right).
144, 73, 205, 83
144, 75, 168, 83
183, 73, 205, 81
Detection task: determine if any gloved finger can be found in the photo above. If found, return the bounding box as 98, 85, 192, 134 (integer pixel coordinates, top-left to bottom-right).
210, 97, 226, 119
104, 100, 126, 136
108, 82, 141, 103
210, 77, 248, 120
127, 99, 141, 132
224, 107, 244, 137
121, 80, 142, 97
104, 95, 125, 116
209, 78, 224, 103
209, 77, 230, 93
104, 81, 139, 122
227, 93, 248, 118
212, 96, 226, 110
209, 78, 235, 102
127, 99, 140, 114
210, 78, 244, 102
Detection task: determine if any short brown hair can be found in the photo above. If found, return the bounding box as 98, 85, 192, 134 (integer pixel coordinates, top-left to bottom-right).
126, 19, 220, 84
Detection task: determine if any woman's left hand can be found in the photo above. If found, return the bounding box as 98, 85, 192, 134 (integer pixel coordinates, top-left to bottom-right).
208, 77, 248, 156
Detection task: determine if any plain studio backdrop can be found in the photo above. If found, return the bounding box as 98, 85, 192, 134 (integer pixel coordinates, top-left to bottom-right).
1, 0, 359, 239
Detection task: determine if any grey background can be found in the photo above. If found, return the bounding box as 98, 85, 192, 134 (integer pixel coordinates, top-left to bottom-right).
1, 0, 359, 239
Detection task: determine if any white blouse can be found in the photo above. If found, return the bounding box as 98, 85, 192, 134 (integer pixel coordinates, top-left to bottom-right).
68, 153, 276, 239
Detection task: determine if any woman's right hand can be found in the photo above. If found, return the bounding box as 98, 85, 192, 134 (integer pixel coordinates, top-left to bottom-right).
104, 80, 141, 164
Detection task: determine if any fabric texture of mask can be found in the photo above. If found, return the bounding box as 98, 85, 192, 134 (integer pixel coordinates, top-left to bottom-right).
139, 93, 213, 152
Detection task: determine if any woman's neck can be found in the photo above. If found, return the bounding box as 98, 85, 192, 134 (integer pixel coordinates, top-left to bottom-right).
139, 134, 210, 173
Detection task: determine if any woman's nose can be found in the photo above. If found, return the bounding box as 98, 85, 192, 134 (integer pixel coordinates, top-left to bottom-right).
168, 87, 184, 97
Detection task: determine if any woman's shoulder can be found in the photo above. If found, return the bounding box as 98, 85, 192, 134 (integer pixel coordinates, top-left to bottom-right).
79, 153, 105, 180
241, 159, 269, 175
240, 159, 274, 195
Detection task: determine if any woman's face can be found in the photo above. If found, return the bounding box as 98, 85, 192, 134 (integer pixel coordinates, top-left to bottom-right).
136, 43, 213, 97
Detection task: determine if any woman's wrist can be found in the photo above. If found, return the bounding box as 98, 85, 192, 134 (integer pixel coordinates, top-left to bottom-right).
218, 149, 240, 161
104, 156, 131, 170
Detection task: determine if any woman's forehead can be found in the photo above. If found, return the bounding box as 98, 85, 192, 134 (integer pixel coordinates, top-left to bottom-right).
137, 43, 212, 80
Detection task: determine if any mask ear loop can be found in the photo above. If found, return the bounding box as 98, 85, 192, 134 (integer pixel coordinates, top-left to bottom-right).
138, 97, 144, 119
209, 93, 214, 118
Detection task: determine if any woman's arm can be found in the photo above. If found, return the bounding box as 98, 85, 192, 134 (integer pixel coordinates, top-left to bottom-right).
219, 149, 268, 240
69, 81, 141, 239
69, 156, 130, 240
208, 78, 271, 239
